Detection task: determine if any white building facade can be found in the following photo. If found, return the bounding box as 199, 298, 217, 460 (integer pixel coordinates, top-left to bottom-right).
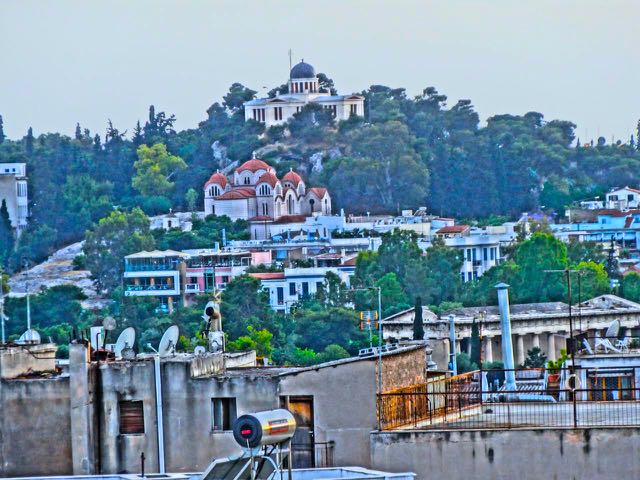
243, 60, 364, 128
0, 163, 28, 235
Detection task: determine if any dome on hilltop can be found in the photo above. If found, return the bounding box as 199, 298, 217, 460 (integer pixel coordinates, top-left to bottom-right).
290, 60, 316, 79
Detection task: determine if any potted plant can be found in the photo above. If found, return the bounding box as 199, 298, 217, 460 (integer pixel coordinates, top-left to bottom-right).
546, 348, 568, 386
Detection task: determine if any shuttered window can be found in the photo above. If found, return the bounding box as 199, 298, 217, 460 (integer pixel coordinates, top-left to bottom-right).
119, 401, 145, 434
212, 398, 237, 431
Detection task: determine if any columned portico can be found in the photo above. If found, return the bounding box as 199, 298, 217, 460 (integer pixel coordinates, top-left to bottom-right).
516, 335, 525, 366
532, 334, 540, 349
483, 337, 493, 363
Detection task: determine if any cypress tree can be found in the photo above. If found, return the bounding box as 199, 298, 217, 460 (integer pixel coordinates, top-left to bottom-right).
0, 200, 14, 266
412, 296, 425, 340
25, 127, 34, 156
470, 319, 481, 367
75, 122, 82, 140
0, 115, 5, 144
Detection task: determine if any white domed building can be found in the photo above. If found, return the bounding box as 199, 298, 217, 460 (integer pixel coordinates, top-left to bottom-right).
204, 157, 332, 239
243, 59, 364, 128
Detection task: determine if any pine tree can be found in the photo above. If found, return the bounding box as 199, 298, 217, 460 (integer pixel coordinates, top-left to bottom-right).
132, 121, 143, 147
0, 115, 5, 144
0, 200, 14, 266
412, 296, 425, 340
25, 127, 34, 156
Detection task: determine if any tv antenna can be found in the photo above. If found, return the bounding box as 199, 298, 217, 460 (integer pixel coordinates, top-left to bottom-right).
114, 327, 136, 359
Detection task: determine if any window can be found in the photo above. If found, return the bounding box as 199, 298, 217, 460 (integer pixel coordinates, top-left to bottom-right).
483, 248, 488, 261
350, 104, 357, 115
119, 400, 144, 434
460, 272, 465, 282
17, 182, 27, 197
277, 287, 284, 305
473, 271, 478, 281
302, 282, 309, 297
244, 176, 251, 185
316, 281, 323, 292
274, 106, 283, 121
490, 248, 495, 261
289, 282, 296, 295
629, 194, 635, 201
212, 398, 237, 431
466, 249, 472, 262
472, 249, 477, 262
467, 272, 473, 282
221, 276, 229, 284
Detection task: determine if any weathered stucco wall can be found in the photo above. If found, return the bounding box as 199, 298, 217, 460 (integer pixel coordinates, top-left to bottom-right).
279, 359, 377, 468
0, 375, 73, 477
371, 428, 640, 480
380, 347, 426, 391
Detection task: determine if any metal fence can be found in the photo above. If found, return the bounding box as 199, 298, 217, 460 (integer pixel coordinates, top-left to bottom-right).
379, 366, 640, 431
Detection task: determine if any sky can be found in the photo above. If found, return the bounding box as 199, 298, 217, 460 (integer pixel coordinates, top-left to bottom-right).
1, 0, 638, 142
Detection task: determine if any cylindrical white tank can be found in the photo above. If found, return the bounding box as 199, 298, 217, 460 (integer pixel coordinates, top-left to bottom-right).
232, 409, 296, 449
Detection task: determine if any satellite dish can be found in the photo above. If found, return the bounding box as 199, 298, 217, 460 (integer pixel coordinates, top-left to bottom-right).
203, 301, 217, 320
102, 316, 117, 331
194, 345, 206, 356
158, 325, 179, 357
605, 319, 621, 339
17, 329, 41, 345
114, 327, 136, 359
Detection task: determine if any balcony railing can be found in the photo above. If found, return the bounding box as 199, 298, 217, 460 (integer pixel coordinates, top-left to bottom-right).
125, 263, 178, 272
378, 366, 640, 431
125, 284, 175, 292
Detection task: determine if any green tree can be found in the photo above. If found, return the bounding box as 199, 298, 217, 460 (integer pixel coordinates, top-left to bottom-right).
223, 83, 257, 113
293, 306, 366, 354
376, 272, 410, 317
622, 273, 640, 302
574, 261, 609, 299
0, 115, 5, 144
470, 319, 481, 367
0, 200, 14, 265
412, 296, 425, 340
523, 346, 547, 368
83, 208, 155, 293
227, 326, 273, 358
185, 188, 198, 212
132, 143, 187, 197
221, 275, 275, 340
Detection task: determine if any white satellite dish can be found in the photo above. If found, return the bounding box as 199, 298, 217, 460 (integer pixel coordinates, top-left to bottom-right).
102, 316, 117, 331
114, 327, 136, 359
606, 319, 621, 339
203, 301, 217, 321
17, 328, 41, 345
194, 345, 206, 356
158, 325, 179, 357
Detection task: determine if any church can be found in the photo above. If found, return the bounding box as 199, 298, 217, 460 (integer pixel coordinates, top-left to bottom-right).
203, 157, 332, 238
243, 59, 365, 128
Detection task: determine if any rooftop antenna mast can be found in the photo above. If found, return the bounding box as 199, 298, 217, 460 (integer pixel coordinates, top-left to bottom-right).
0, 271, 5, 344
288, 49, 292, 77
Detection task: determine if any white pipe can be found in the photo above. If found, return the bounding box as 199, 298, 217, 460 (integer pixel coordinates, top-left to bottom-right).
153, 356, 166, 474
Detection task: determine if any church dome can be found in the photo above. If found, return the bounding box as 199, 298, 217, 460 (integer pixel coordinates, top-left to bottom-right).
282, 169, 303, 186
205, 172, 228, 188
236, 158, 271, 173
290, 60, 316, 79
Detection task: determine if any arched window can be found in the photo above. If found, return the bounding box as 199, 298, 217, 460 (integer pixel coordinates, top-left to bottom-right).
244, 176, 251, 185
288, 196, 294, 214
309, 198, 315, 211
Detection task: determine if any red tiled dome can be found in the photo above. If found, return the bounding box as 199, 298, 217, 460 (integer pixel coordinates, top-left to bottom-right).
282, 170, 303, 186
257, 172, 279, 187
216, 187, 256, 200
204, 172, 228, 188
236, 159, 272, 173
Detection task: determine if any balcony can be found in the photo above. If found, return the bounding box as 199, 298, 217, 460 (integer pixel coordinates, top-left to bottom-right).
185, 283, 201, 294
125, 263, 178, 272
124, 284, 176, 293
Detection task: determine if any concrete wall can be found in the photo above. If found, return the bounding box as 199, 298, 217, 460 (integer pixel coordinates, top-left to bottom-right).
280, 359, 377, 469
98, 359, 280, 474
371, 428, 640, 480
0, 375, 73, 477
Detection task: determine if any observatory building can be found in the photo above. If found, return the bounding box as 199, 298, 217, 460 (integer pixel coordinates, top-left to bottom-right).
243, 60, 364, 128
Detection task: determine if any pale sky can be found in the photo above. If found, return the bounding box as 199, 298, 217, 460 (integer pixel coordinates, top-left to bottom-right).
1, 0, 638, 142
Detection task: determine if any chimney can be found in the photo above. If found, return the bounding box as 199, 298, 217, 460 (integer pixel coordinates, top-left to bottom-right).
495, 283, 517, 391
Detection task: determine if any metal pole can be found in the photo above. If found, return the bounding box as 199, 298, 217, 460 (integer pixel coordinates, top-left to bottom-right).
0, 275, 5, 344
495, 283, 516, 391
377, 287, 383, 429
153, 356, 166, 474
448, 314, 457, 376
